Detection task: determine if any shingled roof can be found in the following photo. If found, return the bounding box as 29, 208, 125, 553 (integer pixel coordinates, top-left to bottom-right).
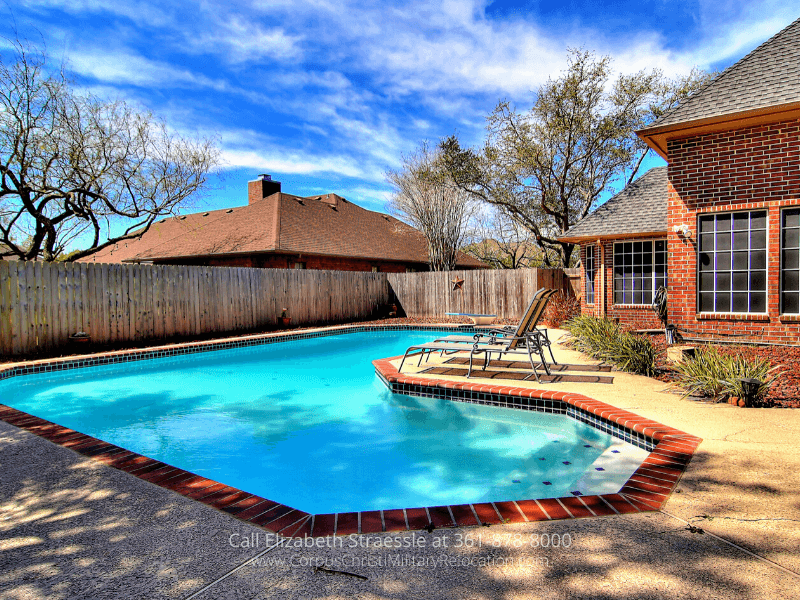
559, 167, 668, 242
645, 17, 800, 130
81, 191, 484, 268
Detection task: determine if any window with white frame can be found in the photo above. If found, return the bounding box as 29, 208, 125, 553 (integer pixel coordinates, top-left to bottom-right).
613, 240, 666, 305
697, 211, 766, 313
781, 207, 800, 314
584, 244, 596, 304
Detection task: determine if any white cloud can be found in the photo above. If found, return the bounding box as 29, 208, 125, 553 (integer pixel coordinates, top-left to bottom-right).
68, 49, 228, 90
184, 13, 303, 63
220, 148, 368, 180
10, 0, 799, 199
22, 1, 800, 95
693, 1, 799, 66
22, 1, 797, 102
22, 0, 173, 28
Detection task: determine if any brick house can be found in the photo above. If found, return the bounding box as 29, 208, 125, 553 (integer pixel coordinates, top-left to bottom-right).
559, 167, 668, 330
81, 175, 485, 273
560, 18, 800, 343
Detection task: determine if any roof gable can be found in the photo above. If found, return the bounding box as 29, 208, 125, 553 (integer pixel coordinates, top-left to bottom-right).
559, 167, 668, 242
277, 194, 433, 263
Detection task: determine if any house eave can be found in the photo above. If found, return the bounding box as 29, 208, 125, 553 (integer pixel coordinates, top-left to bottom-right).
636, 101, 800, 160
124, 248, 480, 268
558, 230, 668, 244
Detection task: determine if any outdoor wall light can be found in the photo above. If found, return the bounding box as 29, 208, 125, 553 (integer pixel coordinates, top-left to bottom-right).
672, 224, 691, 238
739, 377, 762, 407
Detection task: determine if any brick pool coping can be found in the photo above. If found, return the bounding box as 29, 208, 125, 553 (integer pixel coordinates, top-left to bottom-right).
0, 324, 702, 538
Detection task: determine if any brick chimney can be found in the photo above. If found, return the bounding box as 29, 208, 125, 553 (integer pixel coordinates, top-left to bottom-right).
248, 174, 282, 204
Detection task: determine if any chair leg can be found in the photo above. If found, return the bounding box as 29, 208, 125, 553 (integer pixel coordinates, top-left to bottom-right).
536, 339, 552, 376
399, 350, 412, 373
468, 351, 476, 377
545, 335, 556, 365
524, 346, 541, 383
538, 329, 557, 365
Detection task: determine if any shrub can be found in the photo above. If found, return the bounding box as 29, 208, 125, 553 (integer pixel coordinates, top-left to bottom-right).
543, 292, 581, 327
670, 346, 730, 400
672, 346, 781, 401
563, 315, 656, 375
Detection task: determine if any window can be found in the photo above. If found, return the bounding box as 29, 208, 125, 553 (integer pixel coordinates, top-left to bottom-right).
613, 240, 667, 305
584, 245, 596, 304
698, 211, 766, 313
781, 208, 800, 314
294, 261, 306, 270
371, 266, 379, 273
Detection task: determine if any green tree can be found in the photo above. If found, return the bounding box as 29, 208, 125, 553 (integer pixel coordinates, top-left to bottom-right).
441, 49, 714, 266
0, 38, 220, 261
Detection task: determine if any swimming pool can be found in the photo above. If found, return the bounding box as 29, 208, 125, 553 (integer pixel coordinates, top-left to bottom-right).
0, 329, 648, 514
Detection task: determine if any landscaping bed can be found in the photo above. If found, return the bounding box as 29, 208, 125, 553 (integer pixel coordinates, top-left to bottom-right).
648, 335, 800, 409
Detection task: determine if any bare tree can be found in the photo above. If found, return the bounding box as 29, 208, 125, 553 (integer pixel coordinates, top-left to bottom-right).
463, 205, 553, 268
386, 143, 477, 271
440, 49, 714, 267
0, 37, 220, 261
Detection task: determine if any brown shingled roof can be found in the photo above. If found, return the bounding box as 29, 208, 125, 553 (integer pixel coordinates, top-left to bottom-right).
81, 192, 483, 268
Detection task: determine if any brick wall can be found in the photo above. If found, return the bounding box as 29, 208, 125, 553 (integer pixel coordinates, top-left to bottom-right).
159, 253, 422, 273
578, 241, 664, 330
667, 118, 800, 344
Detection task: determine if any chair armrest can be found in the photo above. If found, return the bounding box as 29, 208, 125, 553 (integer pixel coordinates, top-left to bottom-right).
476, 327, 515, 337
524, 330, 550, 343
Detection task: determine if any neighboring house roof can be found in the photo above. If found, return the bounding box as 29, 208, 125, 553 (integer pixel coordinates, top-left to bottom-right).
639, 18, 800, 156
559, 167, 668, 242
81, 192, 484, 268
0, 246, 16, 260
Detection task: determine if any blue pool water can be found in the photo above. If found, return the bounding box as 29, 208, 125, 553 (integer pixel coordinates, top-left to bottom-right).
0, 330, 621, 513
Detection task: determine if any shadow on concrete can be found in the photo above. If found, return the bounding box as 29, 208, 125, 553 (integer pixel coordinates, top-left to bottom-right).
2, 420, 799, 600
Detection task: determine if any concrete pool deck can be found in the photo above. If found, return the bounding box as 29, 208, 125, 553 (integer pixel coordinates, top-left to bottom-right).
1, 325, 799, 598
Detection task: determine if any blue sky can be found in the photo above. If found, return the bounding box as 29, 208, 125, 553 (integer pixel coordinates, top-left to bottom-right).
4, 1, 799, 215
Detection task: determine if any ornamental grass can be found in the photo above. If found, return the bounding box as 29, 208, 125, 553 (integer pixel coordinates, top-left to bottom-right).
671, 346, 781, 402
563, 315, 656, 376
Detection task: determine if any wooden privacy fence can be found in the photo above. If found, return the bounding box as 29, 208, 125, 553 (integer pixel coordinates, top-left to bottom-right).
387, 268, 580, 319
0, 261, 389, 357
564, 267, 580, 297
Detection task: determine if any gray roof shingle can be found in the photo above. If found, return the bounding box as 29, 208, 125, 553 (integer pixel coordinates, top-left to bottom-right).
649, 17, 800, 129
559, 167, 668, 241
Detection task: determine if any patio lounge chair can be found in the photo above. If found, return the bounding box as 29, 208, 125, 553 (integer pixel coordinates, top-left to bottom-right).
398, 290, 556, 382
434, 288, 558, 365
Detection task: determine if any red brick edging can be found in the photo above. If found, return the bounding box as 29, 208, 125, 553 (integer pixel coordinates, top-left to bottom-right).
0, 327, 702, 538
